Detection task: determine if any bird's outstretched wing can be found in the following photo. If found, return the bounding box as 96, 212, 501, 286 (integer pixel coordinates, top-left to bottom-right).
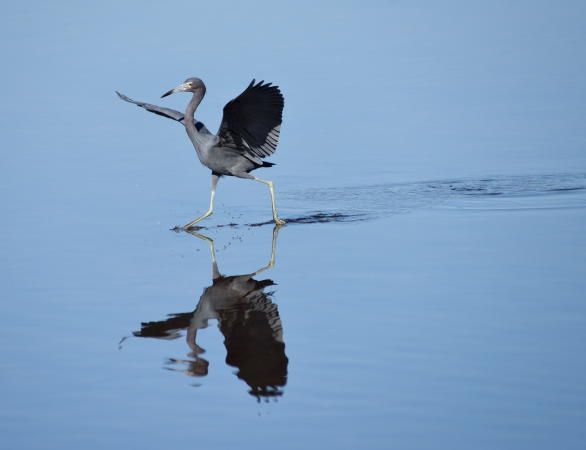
217, 80, 284, 163
116, 91, 185, 123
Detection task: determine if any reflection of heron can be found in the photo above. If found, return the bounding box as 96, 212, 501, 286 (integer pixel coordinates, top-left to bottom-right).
117, 77, 285, 228
133, 226, 288, 400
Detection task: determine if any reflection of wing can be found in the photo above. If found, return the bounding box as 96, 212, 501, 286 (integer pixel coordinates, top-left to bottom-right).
219, 292, 288, 399
244, 289, 284, 343
133, 312, 193, 340
116, 91, 185, 122
217, 80, 284, 164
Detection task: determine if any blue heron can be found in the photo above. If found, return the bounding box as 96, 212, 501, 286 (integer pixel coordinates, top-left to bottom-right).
117, 77, 285, 228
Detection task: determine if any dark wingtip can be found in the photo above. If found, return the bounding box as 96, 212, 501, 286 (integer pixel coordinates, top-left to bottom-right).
116, 91, 132, 102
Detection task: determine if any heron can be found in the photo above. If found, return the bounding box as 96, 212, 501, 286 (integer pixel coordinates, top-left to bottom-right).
116, 77, 285, 228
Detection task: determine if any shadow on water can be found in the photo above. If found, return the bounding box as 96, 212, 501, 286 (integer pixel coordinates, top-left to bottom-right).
131, 227, 288, 401
247, 212, 367, 228
172, 212, 366, 231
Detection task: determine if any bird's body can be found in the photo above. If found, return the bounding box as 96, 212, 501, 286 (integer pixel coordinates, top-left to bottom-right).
117, 77, 285, 227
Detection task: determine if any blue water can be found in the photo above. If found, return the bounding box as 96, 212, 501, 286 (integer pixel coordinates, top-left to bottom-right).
2, 1, 586, 449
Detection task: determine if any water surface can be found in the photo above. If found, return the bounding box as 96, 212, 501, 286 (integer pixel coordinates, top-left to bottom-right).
1, 1, 586, 449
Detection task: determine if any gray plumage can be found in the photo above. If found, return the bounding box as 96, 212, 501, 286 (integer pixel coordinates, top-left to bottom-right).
116, 77, 286, 227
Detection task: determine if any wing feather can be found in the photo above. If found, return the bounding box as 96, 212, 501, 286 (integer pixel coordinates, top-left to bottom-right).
217, 80, 284, 162
116, 91, 185, 122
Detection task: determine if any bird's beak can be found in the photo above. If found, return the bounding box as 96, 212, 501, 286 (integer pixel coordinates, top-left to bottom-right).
161, 82, 190, 98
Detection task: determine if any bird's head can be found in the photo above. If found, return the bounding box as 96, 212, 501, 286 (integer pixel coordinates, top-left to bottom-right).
161, 77, 206, 98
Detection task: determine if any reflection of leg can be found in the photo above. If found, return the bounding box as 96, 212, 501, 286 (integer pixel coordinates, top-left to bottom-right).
182, 174, 220, 229
185, 230, 220, 280
255, 224, 283, 275
253, 177, 286, 225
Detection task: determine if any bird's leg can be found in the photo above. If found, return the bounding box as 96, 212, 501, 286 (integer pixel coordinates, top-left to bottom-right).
254, 224, 283, 276
253, 177, 286, 225
182, 174, 219, 229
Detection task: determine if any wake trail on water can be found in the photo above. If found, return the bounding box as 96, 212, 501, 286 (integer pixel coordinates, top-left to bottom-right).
280, 172, 586, 224
185, 173, 586, 229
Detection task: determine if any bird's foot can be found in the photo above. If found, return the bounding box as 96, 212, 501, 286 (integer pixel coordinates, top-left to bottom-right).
180, 211, 213, 230
170, 224, 204, 232
184, 224, 204, 230
274, 217, 286, 226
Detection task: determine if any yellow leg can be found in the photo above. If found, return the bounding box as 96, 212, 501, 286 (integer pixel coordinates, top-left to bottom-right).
254, 177, 286, 225
182, 175, 219, 229
185, 230, 217, 266
255, 224, 283, 275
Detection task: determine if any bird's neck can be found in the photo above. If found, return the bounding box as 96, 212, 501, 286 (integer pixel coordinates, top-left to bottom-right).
185, 89, 204, 123
184, 90, 208, 159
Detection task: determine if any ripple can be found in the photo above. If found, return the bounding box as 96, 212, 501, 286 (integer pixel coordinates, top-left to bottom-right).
283, 172, 586, 220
